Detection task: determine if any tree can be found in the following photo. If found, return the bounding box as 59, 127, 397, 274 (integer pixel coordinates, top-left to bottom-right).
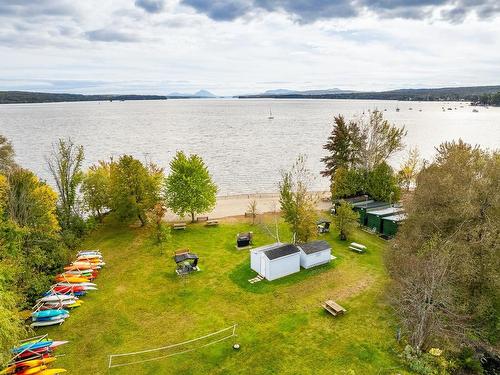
359, 110, 407, 171
0, 135, 16, 173
0, 283, 28, 366
46, 138, 84, 230
81, 161, 111, 222
5, 168, 59, 233
279, 155, 317, 243
386, 140, 499, 353
331, 167, 365, 199
334, 201, 359, 240
321, 115, 363, 178
398, 147, 422, 191
164, 151, 217, 223
247, 199, 258, 225
109, 155, 163, 226
366, 162, 400, 202
147, 202, 171, 254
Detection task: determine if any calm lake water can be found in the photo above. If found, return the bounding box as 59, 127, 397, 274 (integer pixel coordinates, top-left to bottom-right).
1, 99, 499, 195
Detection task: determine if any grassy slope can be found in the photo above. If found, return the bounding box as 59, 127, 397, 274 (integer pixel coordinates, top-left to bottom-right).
39, 216, 409, 374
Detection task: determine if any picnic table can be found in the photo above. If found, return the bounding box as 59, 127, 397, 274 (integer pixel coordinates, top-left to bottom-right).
206, 220, 219, 227
173, 222, 187, 230
196, 216, 209, 222
322, 300, 347, 316
349, 242, 367, 253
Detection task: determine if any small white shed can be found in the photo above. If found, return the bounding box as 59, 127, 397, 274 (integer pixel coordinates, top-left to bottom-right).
250, 243, 300, 281
298, 240, 332, 269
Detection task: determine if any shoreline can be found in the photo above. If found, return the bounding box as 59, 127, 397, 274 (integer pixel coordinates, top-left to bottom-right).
165, 191, 331, 221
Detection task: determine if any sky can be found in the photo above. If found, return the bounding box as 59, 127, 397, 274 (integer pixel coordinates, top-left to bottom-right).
0, 0, 499, 96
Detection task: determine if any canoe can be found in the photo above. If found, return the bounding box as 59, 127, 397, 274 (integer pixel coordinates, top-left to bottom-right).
30, 319, 65, 328
36, 369, 67, 375
32, 309, 69, 319
17, 364, 46, 375
12, 341, 53, 354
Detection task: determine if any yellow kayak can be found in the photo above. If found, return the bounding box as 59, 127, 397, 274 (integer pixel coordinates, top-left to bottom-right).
20, 365, 47, 374
17, 357, 56, 369
35, 369, 66, 375
55, 276, 88, 283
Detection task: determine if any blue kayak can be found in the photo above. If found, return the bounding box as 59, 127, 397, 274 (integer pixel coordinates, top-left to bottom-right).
31, 309, 69, 319
12, 340, 53, 354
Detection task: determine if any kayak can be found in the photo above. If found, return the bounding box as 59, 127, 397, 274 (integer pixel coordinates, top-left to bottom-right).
31, 310, 69, 319
52, 285, 85, 293
63, 264, 94, 271
32, 313, 69, 322
36, 369, 67, 375
37, 295, 75, 303
13, 356, 56, 369
57, 282, 96, 287
30, 318, 65, 328
17, 364, 46, 375
12, 341, 53, 354
54, 276, 89, 283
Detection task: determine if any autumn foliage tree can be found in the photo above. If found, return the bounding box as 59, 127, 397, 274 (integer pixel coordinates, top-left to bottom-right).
109, 155, 163, 226
279, 155, 317, 243
386, 140, 499, 354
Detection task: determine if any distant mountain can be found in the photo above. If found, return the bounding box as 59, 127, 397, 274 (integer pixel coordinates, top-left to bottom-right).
167, 89, 217, 98
262, 88, 355, 96
240, 85, 500, 101
0, 91, 167, 104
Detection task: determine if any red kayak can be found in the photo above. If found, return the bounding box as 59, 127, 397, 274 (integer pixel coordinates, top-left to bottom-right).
16, 341, 67, 359
52, 285, 85, 293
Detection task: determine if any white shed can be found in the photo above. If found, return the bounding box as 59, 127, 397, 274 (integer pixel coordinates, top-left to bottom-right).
250, 243, 300, 281
297, 240, 332, 269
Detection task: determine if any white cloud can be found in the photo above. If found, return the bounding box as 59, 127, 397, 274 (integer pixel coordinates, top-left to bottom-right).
0, 0, 499, 95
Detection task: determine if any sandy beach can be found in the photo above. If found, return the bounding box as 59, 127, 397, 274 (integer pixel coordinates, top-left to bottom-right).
165, 191, 331, 221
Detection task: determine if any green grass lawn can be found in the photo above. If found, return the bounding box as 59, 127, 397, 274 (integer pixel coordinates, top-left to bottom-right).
38, 215, 409, 374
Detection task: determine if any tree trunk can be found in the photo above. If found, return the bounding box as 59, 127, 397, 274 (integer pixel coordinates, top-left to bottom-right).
138, 213, 145, 227
191, 211, 195, 223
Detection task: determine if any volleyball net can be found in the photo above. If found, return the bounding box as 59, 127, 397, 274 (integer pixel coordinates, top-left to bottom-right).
108, 324, 237, 369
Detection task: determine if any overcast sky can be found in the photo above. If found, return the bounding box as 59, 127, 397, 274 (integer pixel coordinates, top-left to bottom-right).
1, 0, 499, 95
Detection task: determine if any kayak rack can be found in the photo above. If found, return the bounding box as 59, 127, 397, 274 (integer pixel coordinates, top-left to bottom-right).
8, 334, 49, 365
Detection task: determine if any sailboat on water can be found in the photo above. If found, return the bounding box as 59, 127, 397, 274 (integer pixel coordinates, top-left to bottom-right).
268, 108, 274, 119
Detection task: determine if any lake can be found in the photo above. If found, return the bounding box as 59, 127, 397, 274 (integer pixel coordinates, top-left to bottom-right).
1, 99, 499, 195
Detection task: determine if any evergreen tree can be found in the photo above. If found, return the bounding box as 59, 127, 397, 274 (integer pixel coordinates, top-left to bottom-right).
321, 115, 363, 178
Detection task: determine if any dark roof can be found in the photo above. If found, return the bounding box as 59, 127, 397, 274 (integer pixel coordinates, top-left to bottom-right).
299, 240, 331, 255
264, 244, 300, 260
353, 201, 390, 211
174, 253, 198, 263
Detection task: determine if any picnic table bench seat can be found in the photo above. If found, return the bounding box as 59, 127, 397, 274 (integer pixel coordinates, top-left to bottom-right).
206, 220, 219, 226
322, 300, 347, 316
173, 223, 187, 230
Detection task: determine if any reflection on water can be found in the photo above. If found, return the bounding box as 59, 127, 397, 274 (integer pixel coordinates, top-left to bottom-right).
1, 99, 498, 194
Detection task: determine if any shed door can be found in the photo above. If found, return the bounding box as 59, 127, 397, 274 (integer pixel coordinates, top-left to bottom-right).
260, 255, 266, 277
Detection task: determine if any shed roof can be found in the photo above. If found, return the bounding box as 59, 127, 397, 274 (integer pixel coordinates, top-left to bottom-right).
264, 244, 300, 260
367, 207, 404, 216
299, 240, 331, 255
174, 253, 198, 263
382, 213, 407, 222
353, 201, 389, 210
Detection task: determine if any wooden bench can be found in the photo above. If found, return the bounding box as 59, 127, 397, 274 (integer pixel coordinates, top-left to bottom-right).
322, 300, 347, 316
173, 223, 187, 230
206, 220, 219, 227
196, 216, 209, 222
